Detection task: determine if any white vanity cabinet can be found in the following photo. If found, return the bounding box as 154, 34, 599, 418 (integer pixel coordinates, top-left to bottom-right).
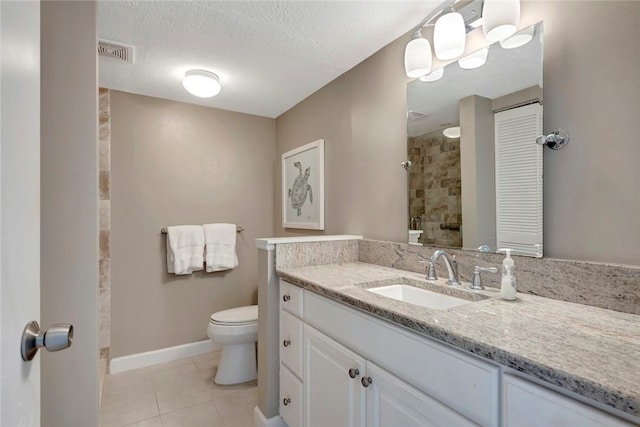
502, 375, 635, 427
366, 362, 477, 427
278, 279, 496, 427
279, 281, 305, 427
304, 325, 366, 427
278, 280, 637, 427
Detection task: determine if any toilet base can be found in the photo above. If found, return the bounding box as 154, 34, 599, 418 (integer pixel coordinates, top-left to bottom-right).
215, 341, 257, 385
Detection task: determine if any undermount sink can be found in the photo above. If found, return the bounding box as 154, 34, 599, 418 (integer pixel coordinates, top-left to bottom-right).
367, 284, 472, 310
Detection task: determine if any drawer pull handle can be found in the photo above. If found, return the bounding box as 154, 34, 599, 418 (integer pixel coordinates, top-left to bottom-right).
282, 295, 291, 302
283, 339, 291, 347
361, 376, 372, 388
348, 368, 360, 379
283, 397, 291, 406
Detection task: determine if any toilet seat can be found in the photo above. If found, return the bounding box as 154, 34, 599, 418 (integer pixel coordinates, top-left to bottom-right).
210, 305, 258, 325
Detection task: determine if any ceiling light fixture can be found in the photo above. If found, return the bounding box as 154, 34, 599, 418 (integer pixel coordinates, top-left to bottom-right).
404, 29, 432, 78
482, 0, 520, 42
434, 11, 466, 60
500, 26, 535, 49
419, 68, 444, 82
458, 47, 488, 69
443, 126, 461, 138
182, 69, 222, 98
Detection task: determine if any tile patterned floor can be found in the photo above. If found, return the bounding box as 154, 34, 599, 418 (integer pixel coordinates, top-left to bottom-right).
101, 351, 257, 427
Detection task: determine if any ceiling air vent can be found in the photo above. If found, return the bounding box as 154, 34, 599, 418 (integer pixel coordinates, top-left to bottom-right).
408, 110, 430, 122
98, 39, 135, 63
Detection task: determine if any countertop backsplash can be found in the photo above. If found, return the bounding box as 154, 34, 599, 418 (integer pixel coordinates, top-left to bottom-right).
358, 239, 640, 315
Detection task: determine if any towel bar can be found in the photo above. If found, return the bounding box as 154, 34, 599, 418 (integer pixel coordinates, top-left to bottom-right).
161, 226, 243, 234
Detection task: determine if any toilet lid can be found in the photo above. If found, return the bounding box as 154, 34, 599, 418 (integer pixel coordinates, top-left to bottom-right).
210, 305, 258, 324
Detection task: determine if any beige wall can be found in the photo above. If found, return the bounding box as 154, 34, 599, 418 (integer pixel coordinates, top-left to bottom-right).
110, 91, 275, 357
275, 1, 640, 266
460, 95, 496, 251
41, 1, 99, 425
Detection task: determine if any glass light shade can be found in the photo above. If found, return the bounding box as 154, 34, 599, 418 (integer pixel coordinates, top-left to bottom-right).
458, 48, 489, 69
182, 70, 222, 98
443, 126, 461, 138
500, 26, 534, 49
482, 0, 520, 42
434, 12, 466, 60
404, 37, 432, 78
419, 68, 444, 82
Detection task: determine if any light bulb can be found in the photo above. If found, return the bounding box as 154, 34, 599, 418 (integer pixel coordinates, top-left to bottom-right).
482, 0, 520, 42
500, 26, 534, 49
434, 12, 466, 60
458, 48, 488, 69
182, 70, 222, 98
404, 34, 432, 78
419, 68, 444, 82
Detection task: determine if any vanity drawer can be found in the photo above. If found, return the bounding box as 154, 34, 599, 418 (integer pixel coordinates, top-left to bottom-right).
280, 280, 304, 317
280, 309, 304, 378
280, 363, 303, 427
304, 291, 499, 427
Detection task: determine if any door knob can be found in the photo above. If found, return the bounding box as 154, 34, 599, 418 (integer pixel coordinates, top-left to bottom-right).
21, 320, 73, 361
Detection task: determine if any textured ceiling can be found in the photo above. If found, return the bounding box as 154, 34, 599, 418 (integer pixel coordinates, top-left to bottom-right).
98, 1, 440, 118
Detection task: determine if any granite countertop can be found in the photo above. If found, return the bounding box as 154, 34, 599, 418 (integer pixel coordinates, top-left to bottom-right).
277, 262, 640, 419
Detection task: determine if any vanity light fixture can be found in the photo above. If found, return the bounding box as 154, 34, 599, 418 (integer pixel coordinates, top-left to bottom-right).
404, 29, 432, 78
182, 69, 222, 98
482, 0, 521, 42
458, 47, 488, 69
434, 11, 466, 60
500, 26, 535, 49
443, 126, 461, 138
419, 68, 444, 82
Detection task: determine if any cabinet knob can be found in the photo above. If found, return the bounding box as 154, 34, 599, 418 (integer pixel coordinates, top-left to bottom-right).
283, 397, 291, 406
282, 295, 291, 302
361, 376, 372, 388
283, 339, 291, 347
348, 368, 360, 379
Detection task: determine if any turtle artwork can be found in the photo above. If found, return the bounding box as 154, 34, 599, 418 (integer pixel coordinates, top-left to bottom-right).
288, 161, 313, 216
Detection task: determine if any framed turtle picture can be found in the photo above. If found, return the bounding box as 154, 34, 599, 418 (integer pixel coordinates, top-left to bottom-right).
282, 139, 325, 230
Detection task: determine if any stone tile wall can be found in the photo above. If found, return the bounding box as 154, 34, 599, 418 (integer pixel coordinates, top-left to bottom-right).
407, 134, 462, 247
99, 88, 111, 361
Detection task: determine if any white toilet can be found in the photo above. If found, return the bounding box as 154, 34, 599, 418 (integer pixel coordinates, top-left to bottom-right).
207, 305, 258, 385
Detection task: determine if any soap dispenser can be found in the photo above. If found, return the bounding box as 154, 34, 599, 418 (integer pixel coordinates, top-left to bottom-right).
499, 248, 517, 301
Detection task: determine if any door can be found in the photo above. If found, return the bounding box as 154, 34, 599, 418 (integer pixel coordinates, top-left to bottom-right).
1, 1, 43, 425
304, 324, 365, 427
1, 1, 99, 425
366, 362, 477, 427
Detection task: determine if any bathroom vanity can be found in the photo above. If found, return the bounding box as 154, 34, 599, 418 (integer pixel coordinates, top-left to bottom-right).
277, 267, 638, 427
255, 236, 640, 427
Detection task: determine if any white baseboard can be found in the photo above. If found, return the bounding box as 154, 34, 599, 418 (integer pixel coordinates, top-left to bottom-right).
110, 340, 220, 374
253, 406, 286, 427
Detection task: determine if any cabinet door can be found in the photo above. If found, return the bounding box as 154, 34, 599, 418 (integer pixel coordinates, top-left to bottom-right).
304, 324, 366, 427
366, 362, 477, 427
503, 375, 636, 427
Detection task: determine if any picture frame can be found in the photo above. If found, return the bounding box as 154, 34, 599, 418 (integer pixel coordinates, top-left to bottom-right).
282, 139, 325, 230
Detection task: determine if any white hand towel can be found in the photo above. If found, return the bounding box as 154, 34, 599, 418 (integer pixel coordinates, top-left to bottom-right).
204, 223, 238, 272
166, 225, 205, 275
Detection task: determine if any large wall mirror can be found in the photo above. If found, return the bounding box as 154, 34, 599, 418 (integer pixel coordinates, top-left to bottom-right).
407, 22, 544, 257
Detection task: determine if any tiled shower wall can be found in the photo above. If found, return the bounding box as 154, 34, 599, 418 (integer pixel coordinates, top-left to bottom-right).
407, 134, 462, 247
99, 88, 111, 361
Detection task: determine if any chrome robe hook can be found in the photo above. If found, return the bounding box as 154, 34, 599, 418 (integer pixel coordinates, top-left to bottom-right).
536, 129, 570, 150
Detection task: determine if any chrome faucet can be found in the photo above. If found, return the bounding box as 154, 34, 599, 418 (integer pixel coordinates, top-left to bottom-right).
426, 250, 461, 286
